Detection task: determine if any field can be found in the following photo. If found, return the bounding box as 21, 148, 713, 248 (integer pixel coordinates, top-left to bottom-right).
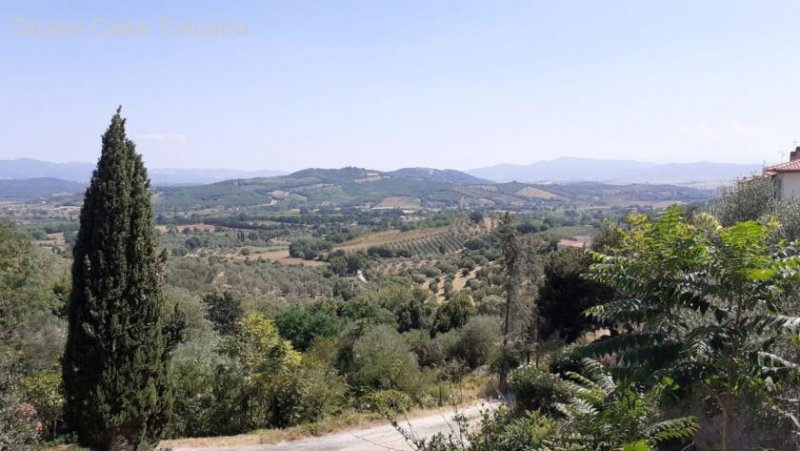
227, 248, 326, 267
536, 225, 596, 239
334, 218, 494, 257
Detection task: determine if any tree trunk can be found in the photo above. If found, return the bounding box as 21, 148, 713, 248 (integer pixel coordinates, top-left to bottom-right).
720, 398, 731, 451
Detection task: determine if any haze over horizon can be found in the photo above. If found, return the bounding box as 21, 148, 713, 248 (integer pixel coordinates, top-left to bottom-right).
2, 1, 799, 171
0, 155, 765, 174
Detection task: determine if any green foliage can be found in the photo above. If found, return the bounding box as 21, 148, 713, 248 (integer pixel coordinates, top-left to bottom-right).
554, 360, 698, 450
508, 366, 570, 414
403, 330, 446, 368
0, 221, 66, 449
203, 291, 244, 335
361, 390, 413, 415
338, 298, 396, 325
420, 360, 698, 451
349, 325, 422, 397
327, 251, 367, 276
445, 316, 502, 369
273, 305, 342, 351
584, 206, 800, 448
0, 223, 62, 377
432, 292, 476, 335
289, 239, 332, 260
165, 334, 244, 437
371, 284, 435, 332
222, 313, 305, 428
167, 256, 335, 303
62, 109, 171, 449
0, 399, 40, 451
710, 175, 777, 226
17, 370, 63, 439
538, 248, 612, 342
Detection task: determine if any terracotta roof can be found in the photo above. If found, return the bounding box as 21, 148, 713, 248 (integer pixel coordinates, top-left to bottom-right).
558, 239, 587, 249
766, 160, 800, 174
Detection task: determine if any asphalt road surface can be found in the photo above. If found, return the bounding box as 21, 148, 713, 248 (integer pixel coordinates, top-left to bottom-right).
174, 402, 496, 451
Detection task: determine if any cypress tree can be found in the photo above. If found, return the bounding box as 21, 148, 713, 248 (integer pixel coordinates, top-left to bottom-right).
63, 108, 171, 450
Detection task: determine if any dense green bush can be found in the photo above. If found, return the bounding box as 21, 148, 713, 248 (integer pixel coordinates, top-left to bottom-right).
508, 366, 569, 414
289, 239, 332, 260
538, 248, 612, 342
445, 315, 501, 369
547, 349, 583, 377
361, 390, 413, 414
349, 325, 423, 397
273, 305, 342, 351
432, 292, 476, 335
203, 291, 244, 335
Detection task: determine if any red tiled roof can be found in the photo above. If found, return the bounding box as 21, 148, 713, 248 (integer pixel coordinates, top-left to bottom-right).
558, 239, 586, 249
766, 160, 800, 174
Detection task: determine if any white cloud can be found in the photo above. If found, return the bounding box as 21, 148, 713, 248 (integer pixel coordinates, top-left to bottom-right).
680, 121, 770, 142
138, 132, 189, 143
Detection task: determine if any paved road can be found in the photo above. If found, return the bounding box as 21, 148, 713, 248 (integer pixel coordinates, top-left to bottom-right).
174, 402, 496, 451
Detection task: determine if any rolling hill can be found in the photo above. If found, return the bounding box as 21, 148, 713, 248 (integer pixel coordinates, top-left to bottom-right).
0, 178, 85, 201
152, 167, 714, 211
0, 162, 716, 207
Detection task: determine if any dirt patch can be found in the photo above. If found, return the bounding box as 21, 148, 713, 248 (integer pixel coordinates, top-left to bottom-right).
453, 266, 480, 291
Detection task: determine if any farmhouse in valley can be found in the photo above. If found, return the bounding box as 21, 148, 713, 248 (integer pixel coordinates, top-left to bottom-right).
766, 146, 800, 200
557, 235, 592, 251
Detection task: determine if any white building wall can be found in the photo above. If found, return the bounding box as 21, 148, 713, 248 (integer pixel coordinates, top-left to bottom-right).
779, 173, 800, 200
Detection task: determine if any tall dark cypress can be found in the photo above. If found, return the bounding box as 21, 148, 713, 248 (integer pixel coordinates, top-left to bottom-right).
63, 108, 170, 450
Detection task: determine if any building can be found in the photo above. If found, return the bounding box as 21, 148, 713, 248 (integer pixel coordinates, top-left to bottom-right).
765, 147, 800, 200
557, 235, 592, 251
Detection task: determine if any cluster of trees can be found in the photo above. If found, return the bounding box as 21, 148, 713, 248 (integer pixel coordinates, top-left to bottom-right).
416, 201, 800, 451
288, 238, 333, 260
163, 280, 507, 438
0, 222, 68, 448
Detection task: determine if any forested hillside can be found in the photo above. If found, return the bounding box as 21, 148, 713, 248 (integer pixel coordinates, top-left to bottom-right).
151, 168, 713, 211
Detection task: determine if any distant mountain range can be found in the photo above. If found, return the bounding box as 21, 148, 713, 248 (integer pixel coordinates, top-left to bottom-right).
467, 157, 763, 183
0, 158, 287, 185
0, 162, 715, 206
0, 177, 85, 201
0, 157, 764, 186
153, 166, 713, 211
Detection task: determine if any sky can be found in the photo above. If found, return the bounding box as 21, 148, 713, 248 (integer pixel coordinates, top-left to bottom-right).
1, 1, 799, 172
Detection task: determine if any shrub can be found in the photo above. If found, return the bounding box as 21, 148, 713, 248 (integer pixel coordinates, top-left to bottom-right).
547, 349, 583, 378
17, 370, 63, 439
423, 267, 441, 278
202, 291, 243, 335
361, 390, 413, 415
350, 325, 422, 397
447, 316, 501, 369
404, 330, 445, 368
432, 292, 476, 335
0, 397, 40, 450
367, 245, 395, 258
508, 366, 570, 414
274, 306, 342, 352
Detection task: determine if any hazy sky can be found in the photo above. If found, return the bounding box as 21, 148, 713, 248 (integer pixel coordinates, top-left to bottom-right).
2, 1, 799, 171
